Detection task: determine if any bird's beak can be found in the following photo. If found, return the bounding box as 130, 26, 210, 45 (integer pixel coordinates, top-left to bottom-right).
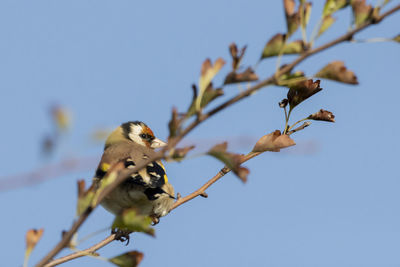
151, 138, 167, 148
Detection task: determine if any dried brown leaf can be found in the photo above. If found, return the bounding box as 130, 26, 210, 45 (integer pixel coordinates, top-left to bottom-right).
287, 79, 322, 109
208, 142, 249, 182
351, 0, 372, 26
315, 61, 358, 85
252, 130, 296, 153
224, 67, 259, 85
308, 109, 335, 122
229, 43, 247, 70
26, 229, 44, 253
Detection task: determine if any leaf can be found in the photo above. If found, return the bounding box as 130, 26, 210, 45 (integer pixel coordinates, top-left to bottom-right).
317, 15, 336, 38
308, 109, 335, 122
393, 34, 400, 43
187, 83, 224, 117
252, 130, 296, 153
51, 105, 71, 133
170, 145, 195, 162
277, 70, 306, 87
207, 142, 249, 182
322, 0, 349, 17
224, 67, 259, 85
196, 58, 226, 111
229, 43, 247, 70
261, 34, 305, 58
284, 0, 300, 36
112, 208, 155, 236
110, 251, 144, 267
168, 107, 180, 138
315, 61, 358, 85
351, 0, 372, 26
92, 163, 124, 207
77, 180, 95, 216
25, 228, 44, 266
287, 79, 322, 110
301, 2, 312, 29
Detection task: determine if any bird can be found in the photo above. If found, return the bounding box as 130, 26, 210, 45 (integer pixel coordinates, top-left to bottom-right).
93, 121, 175, 228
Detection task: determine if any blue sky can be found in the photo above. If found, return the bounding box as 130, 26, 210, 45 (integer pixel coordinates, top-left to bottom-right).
1, 1, 400, 266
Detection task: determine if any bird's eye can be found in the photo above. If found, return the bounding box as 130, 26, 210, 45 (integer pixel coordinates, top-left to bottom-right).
140, 134, 147, 139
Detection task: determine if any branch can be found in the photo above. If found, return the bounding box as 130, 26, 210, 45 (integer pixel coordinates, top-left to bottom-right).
43, 234, 116, 267
171, 152, 260, 210
36, 4, 400, 266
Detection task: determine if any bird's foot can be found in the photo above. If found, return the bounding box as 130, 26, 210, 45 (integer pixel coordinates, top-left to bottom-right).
112, 228, 132, 245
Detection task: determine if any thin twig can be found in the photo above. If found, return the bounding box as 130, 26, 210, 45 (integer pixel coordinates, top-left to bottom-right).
43, 234, 117, 267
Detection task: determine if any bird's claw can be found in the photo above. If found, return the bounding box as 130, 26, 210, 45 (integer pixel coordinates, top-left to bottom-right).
112, 228, 132, 245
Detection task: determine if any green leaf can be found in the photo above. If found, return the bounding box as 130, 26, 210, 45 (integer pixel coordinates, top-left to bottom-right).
76, 180, 95, 216
393, 34, 400, 43
287, 79, 322, 110
322, 0, 349, 17
207, 142, 249, 182
277, 70, 306, 87
110, 251, 144, 267
112, 209, 155, 236
315, 61, 358, 85
91, 168, 120, 207
261, 34, 305, 58
317, 15, 336, 38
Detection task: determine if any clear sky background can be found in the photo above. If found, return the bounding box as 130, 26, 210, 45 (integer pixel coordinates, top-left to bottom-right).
1, 1, 399, 266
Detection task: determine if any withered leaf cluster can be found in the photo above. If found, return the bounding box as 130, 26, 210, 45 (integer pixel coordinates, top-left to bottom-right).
225, 43, 259, 84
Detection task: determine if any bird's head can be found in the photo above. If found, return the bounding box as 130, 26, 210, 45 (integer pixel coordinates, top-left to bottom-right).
105, 121, 167, 149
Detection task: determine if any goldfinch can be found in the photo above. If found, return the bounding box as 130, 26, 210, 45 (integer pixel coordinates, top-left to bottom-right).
93, 121, 175, 224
